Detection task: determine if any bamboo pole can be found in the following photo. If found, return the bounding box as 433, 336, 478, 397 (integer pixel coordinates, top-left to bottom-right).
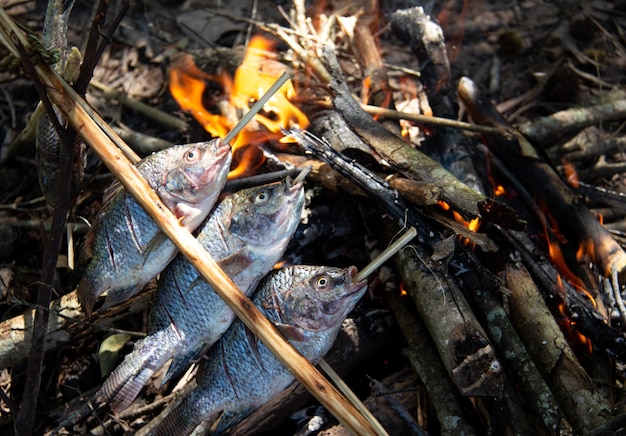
0, 10, 382, 435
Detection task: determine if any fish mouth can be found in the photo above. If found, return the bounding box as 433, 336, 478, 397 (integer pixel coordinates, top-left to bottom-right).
263, 178, 305, 238
174, 142, 232, 202
341, 266, 368, 298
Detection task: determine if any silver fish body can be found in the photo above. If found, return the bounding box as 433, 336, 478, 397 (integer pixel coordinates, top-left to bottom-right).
77, 140, 231, 317
151, 265, 368, 436
99, 177, 305, 413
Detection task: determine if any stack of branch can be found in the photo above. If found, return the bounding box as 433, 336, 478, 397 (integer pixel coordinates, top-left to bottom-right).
262, 4, 626, 435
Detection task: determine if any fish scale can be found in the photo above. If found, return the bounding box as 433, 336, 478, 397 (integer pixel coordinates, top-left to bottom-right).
148, 265, 368, 436
77, 139, 231, 317
99, 177, 305, 413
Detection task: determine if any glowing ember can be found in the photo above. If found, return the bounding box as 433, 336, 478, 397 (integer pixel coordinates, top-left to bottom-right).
562, 159, 579, 189
400, 282, 408, 297
169, 35, 310, 178
437, 200, 482, 248
557, 303, 593, 358
543, 225, 596, 306
493, 184, 506, 197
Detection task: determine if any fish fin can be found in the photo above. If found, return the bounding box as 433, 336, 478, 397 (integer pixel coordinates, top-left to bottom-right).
210, 409, 256, 435
76, 276, 97, 319
78, 225, 96, 264
100, 331, 175, 413
101, 179, 124, 207
217, 252, 253, 279
160, 347, 201, 387
274, 322, 307, 342
141, 232, 170, 266
101, 282, 146, 310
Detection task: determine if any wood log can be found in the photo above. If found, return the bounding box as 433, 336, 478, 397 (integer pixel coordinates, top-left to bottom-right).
387, 290, 478, 435
390, 6, 486, 196
504, 264, 610, 433
319, 44, 489, 221
458, 76, 626, 279
378, 219, 503, 399
454, 253, 561, 433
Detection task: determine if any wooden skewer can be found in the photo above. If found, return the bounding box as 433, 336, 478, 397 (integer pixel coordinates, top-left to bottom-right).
0, 10, 383, 435
317, 226, 416, 436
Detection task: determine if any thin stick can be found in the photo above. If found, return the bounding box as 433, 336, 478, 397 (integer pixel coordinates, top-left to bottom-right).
315, 99, 512, 137
318, 359, 389, 435
318, 226, 417, 436
356, 226, 417, 281
223, 71, 290, 144
0, 11, 381, 435
90, 80, 187, 131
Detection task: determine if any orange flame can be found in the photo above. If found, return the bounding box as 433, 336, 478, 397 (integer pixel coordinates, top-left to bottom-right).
557, 302, 593, 357
437, 200, 481, 248
562, 159, 579, 189
169, 35, 310, 178
399, 282, 407, 297
542, 222, 596, 307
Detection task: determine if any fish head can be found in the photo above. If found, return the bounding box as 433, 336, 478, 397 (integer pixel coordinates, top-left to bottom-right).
148, 139, 232, 229
227, 177, 305, 247
282, 266, 367, 332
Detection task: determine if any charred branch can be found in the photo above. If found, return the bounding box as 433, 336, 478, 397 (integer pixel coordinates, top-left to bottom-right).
458, 77, 626, 279
504, 264, 611, 433
390, 6, 486, 197
319, 43, 491, 221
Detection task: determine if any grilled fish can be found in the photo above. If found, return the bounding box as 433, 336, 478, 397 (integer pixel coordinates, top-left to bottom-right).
77, 139, 231, 317
99, 177, 305, 413
150, 265, 368, 436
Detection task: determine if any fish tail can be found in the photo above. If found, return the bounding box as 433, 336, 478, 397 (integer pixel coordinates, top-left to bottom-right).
109, 368, 154, 413
100, 333, 174, 413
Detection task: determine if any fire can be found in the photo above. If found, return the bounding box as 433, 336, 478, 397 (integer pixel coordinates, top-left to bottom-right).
437, 200, 481, 247
493, 184, 506, 197
169, 35, 310, 178
543, 225, 596, 306
562, 159, 579, 189
399, 282, 407, 297
557, 302, 593, 358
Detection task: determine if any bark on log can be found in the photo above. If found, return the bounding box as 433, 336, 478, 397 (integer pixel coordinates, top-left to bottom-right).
454, 254, 561, 433
517, 96, 626, 145
379, 220, 503, 398
387, 290, 478, 435
505, 264, 610, 433
458, 77, 626, 279
319, 44, 489, 221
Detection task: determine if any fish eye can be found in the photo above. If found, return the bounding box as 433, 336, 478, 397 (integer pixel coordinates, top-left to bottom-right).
315, 274, 330, 289
184, 148, 199, 163
255, 190, 269, 204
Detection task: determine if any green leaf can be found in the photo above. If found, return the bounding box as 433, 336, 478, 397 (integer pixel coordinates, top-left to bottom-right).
98, 333, 131, 378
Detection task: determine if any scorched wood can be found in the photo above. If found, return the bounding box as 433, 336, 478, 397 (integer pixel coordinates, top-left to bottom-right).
390, 6, 486, 197
504, 264, 611, 433
319, 44, 490, 221
378, 221, 503, 399
458, 76, 626, 280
